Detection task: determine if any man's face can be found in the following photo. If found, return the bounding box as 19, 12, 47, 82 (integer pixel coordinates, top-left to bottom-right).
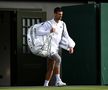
54, 11, 63, 20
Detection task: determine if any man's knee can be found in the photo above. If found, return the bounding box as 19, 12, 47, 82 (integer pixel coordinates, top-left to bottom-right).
48, 53, 61, 67
53, 54, 61, 66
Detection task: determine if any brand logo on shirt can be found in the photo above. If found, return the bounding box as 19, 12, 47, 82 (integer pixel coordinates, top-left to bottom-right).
60, 26, 62, 28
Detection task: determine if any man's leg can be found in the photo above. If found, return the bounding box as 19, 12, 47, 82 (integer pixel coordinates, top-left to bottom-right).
44, 59, 55, 86
53, 53, 66, 86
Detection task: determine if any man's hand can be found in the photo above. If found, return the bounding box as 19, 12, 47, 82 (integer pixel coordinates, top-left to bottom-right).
50, 28, 56, 33
69, 47, 74, 54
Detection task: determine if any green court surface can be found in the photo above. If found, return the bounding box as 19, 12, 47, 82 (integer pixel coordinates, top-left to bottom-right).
0, 86, 108, 90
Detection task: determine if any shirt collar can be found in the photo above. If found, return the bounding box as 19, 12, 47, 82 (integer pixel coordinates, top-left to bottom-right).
52, 18, 61, 24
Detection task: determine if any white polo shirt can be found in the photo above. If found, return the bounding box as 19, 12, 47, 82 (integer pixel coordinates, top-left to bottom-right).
36, 19, 75, 53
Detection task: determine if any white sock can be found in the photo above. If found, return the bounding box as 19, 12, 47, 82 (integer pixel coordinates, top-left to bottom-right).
44, 80, 49, 86
55, 74, 61, 82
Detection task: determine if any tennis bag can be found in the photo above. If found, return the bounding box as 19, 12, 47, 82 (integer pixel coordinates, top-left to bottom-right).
27, 22, 54, 57
27, 22, 70, 57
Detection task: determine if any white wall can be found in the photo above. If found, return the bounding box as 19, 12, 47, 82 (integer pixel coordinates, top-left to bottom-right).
0, 1, 83, 20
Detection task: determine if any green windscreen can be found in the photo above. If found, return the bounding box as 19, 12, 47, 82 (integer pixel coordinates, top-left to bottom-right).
101, 3, 108, 85
61, 4, 99, 85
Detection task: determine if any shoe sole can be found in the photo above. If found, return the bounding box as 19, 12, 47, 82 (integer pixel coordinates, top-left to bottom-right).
55, 84, 66, 87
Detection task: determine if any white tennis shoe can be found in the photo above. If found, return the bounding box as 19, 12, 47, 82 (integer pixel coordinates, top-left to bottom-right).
55, 81, 66, 86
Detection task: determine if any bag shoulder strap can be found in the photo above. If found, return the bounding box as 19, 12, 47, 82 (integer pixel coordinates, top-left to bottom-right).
61, 21, 64, 37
